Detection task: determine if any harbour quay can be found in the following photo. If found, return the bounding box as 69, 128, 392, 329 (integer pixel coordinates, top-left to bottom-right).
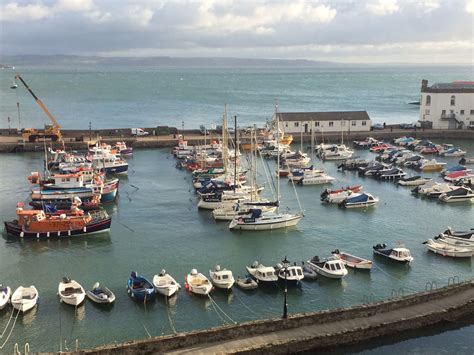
0, 127, 473, 153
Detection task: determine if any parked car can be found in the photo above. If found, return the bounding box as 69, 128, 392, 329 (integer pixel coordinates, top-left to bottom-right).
371, 123, 384, 130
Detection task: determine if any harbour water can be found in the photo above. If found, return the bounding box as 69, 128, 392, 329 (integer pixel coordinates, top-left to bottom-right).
0, 65, 473, 352
0, 138, 473, 352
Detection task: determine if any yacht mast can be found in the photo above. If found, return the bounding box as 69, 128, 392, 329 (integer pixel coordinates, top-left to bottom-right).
276, 105, 280, 214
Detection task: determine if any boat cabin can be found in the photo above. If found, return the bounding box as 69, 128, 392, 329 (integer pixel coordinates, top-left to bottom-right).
323, 259, 346, 272
51, 174, 84, 188
256, 267, 276, 280
391, 248, 412, 260
213, 270, 233, 282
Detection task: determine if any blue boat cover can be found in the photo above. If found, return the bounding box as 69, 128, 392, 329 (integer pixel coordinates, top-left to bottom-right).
347, 193, 369, 203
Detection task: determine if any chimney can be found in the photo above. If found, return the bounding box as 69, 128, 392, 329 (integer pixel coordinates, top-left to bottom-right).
421, 79, 428, 92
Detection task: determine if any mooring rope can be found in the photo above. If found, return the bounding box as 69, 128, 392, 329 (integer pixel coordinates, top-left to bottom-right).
0, 309, 20, 349
207, 295, 229, 325
207, 295, 236, 325
233, 290, 264, 319
0, 309, 15, 338
164, 296, 178, 334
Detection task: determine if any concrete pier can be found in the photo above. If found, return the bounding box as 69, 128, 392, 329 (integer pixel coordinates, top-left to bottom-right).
75, 280, 474, 354
0, 128, 473, 153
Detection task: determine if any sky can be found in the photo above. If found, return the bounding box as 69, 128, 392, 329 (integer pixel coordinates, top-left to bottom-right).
0, 0, 473, 64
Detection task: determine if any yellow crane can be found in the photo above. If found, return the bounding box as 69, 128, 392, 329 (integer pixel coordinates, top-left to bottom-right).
14, 74, 64, 147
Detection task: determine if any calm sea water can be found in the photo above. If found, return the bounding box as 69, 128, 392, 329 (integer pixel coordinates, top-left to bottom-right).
0, 66, 473, 353
0, 65, 472, 129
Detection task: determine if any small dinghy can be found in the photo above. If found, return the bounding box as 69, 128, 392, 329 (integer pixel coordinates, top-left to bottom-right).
235, 276, 258, 290
397, 176, 431, 187
373, 244, 413, 263
127, 271, 155, 302
86, 282, 116, 304
209, 265, 235, 290
332, 249, 373, 270
423, 239, 472, 258
58, 277, 86, 306
307, 256, 348, 279
0, 285, 12, 310
185, 269, 213, 296
153, 269, 181, 297
301, 262, 318, 280
11, 286, 38, 312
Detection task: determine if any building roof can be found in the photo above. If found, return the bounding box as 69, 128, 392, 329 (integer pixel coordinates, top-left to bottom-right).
421, 80, 474, 93
275, 111, 370, 122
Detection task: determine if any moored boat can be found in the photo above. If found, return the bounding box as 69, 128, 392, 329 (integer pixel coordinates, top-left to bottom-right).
439, 186, 474, 203
331, 249, 373, 270
397, 176, 431, 186
86, 282, 116, 304
373, 244, 413, 263
235, 276, 258, 290
422, 239, 472, 258
246, 262, 278, 285
320, 185, 363, 203
306, 255, 348, 279
185, 269, 213, 296
340, 193, 378, 208
153, 270, 181, 297
0, 285, 12, 310
209, 265, 235, 290
58, 277, 86, 306
11, 286, 38, 312
274, 262, 304, 286
127, 271, 155, 302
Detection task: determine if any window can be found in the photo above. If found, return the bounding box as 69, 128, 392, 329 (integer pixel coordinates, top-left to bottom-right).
330, 264, 336, 271
294, 122, 299, 127
351, 121, 356, 126
450, 95, 455, 106
460, 110, 464, 115
425, 109, 430, 115
315, 122, 320, 127
362, 121, 367, 126
442, 110, 446, 115
291, 269, 296, 276
470, 110, 474, 115
426, 95, 431, 106
329, 121, 334, 127
450, 110, 454, 114
285, 123, 288, 128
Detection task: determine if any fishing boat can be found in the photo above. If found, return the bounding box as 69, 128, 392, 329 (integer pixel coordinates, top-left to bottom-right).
58, 277, 86, 306
185, 269, 213, 296
300, 262, 318, 280
340, 193, 378, 208
274, 262, 304, 286
373, 244, 413, 263
209, 265, 235, 289
152, 270, 181, 297
127, 271, 156, 302
331, 249, 373, 270
306, 256, 348, 279
114, 141, 133, 157
422, 239, 472, 258
439, 186, 474, 203
0, 285, 11, 310
86, 282, 116, 304
235, 277, 258, 290
11, 286, 38, 312
396, 176, 431, 186
246, 262, 278, 285
4, 204, 111, 238
320, 185, 363, 203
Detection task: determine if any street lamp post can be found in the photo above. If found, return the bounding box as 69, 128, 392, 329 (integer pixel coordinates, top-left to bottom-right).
282, 256, 289, 319
182, 121, 185, 139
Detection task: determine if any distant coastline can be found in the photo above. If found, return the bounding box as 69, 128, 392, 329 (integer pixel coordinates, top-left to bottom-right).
0, 55, 469, 68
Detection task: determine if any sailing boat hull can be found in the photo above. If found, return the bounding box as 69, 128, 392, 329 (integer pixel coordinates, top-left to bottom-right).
229, 214, 302, 231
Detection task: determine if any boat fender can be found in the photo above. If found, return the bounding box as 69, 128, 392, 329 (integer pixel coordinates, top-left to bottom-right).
57, 231, 60, 237
83, 227, 87, 232
47, 232, 50, 238
68, 230, 71, 236
20, 232, 24, 238
37, 233, 40, 239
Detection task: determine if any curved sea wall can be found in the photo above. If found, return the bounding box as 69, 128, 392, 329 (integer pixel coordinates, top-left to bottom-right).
75, 280, 474, 354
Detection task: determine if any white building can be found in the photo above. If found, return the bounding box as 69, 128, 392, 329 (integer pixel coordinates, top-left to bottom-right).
275, 111, 371, 134
419, 80, 474, 129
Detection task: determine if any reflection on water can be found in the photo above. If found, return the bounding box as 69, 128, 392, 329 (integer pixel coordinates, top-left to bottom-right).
21, 305, 38, 326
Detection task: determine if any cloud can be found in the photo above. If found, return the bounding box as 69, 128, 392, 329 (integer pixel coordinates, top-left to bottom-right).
56, 0, 95, 12
127, 6, 154, 27
366, 0, 399, 16
0, 2, 50, 21
466, 0, 474, 13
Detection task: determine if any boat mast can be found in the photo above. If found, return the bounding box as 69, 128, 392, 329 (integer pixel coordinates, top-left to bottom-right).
223, 105, 228, 179
234, 115, 238, 192
276, 105, 280, 213
252, 124, 257, 202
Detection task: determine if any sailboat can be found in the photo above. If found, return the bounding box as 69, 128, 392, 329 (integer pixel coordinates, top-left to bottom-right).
229, 108, 304, 231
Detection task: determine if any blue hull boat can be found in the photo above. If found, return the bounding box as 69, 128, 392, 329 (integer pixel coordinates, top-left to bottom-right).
127, 272, 155, 302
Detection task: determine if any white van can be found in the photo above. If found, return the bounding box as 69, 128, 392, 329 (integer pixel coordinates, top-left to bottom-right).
131, 128, 149, 136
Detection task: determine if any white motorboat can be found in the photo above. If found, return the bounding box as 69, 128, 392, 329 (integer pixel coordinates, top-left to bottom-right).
86, 283, 116, 304
341, 193, 379, 208
373, 244, 413, 263
437, 227, 474, 244
320, 185, 363, 203
397, 176, 431, 186
235, 276, 258, 290
439, 186, 474, 203
209, 265, 235, 289
423, 239, 472, 258
307, 256, 348, 279
229, 209, 302, 230
331, 249, 373, 270
153, 270, 181, 297
11, 286, 38, 312
434, 235, 474, 249
58, 277, 86, 306
185, 269, 213, 296
417, 182, 455, 198
0, 285, 12, 310
299, 173, 335, 185
212, 200, 277, 221
275, 263, 304, 285
246, 262, 278, 285
440, 147, 466, 157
